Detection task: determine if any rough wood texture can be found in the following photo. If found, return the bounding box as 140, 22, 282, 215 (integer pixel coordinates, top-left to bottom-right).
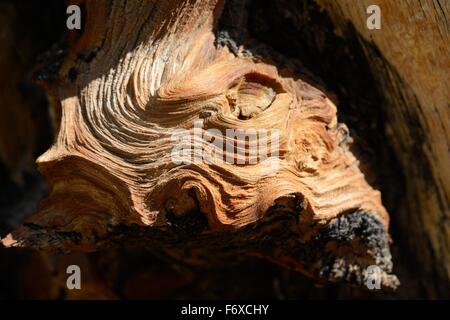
317, 0, 449, 297
2, 0, 399, 289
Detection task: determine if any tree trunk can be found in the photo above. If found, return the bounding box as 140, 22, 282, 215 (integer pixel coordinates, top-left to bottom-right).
0, 0, 448, 299
317, 0, 449, 297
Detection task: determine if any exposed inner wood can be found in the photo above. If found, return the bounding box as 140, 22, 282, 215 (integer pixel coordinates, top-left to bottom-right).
1, 0, 400, 289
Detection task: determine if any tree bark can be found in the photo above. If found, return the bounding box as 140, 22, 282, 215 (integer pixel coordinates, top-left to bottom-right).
0, 0, 448, 298
316, 0, 449, 298
1, 0, 400, 290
